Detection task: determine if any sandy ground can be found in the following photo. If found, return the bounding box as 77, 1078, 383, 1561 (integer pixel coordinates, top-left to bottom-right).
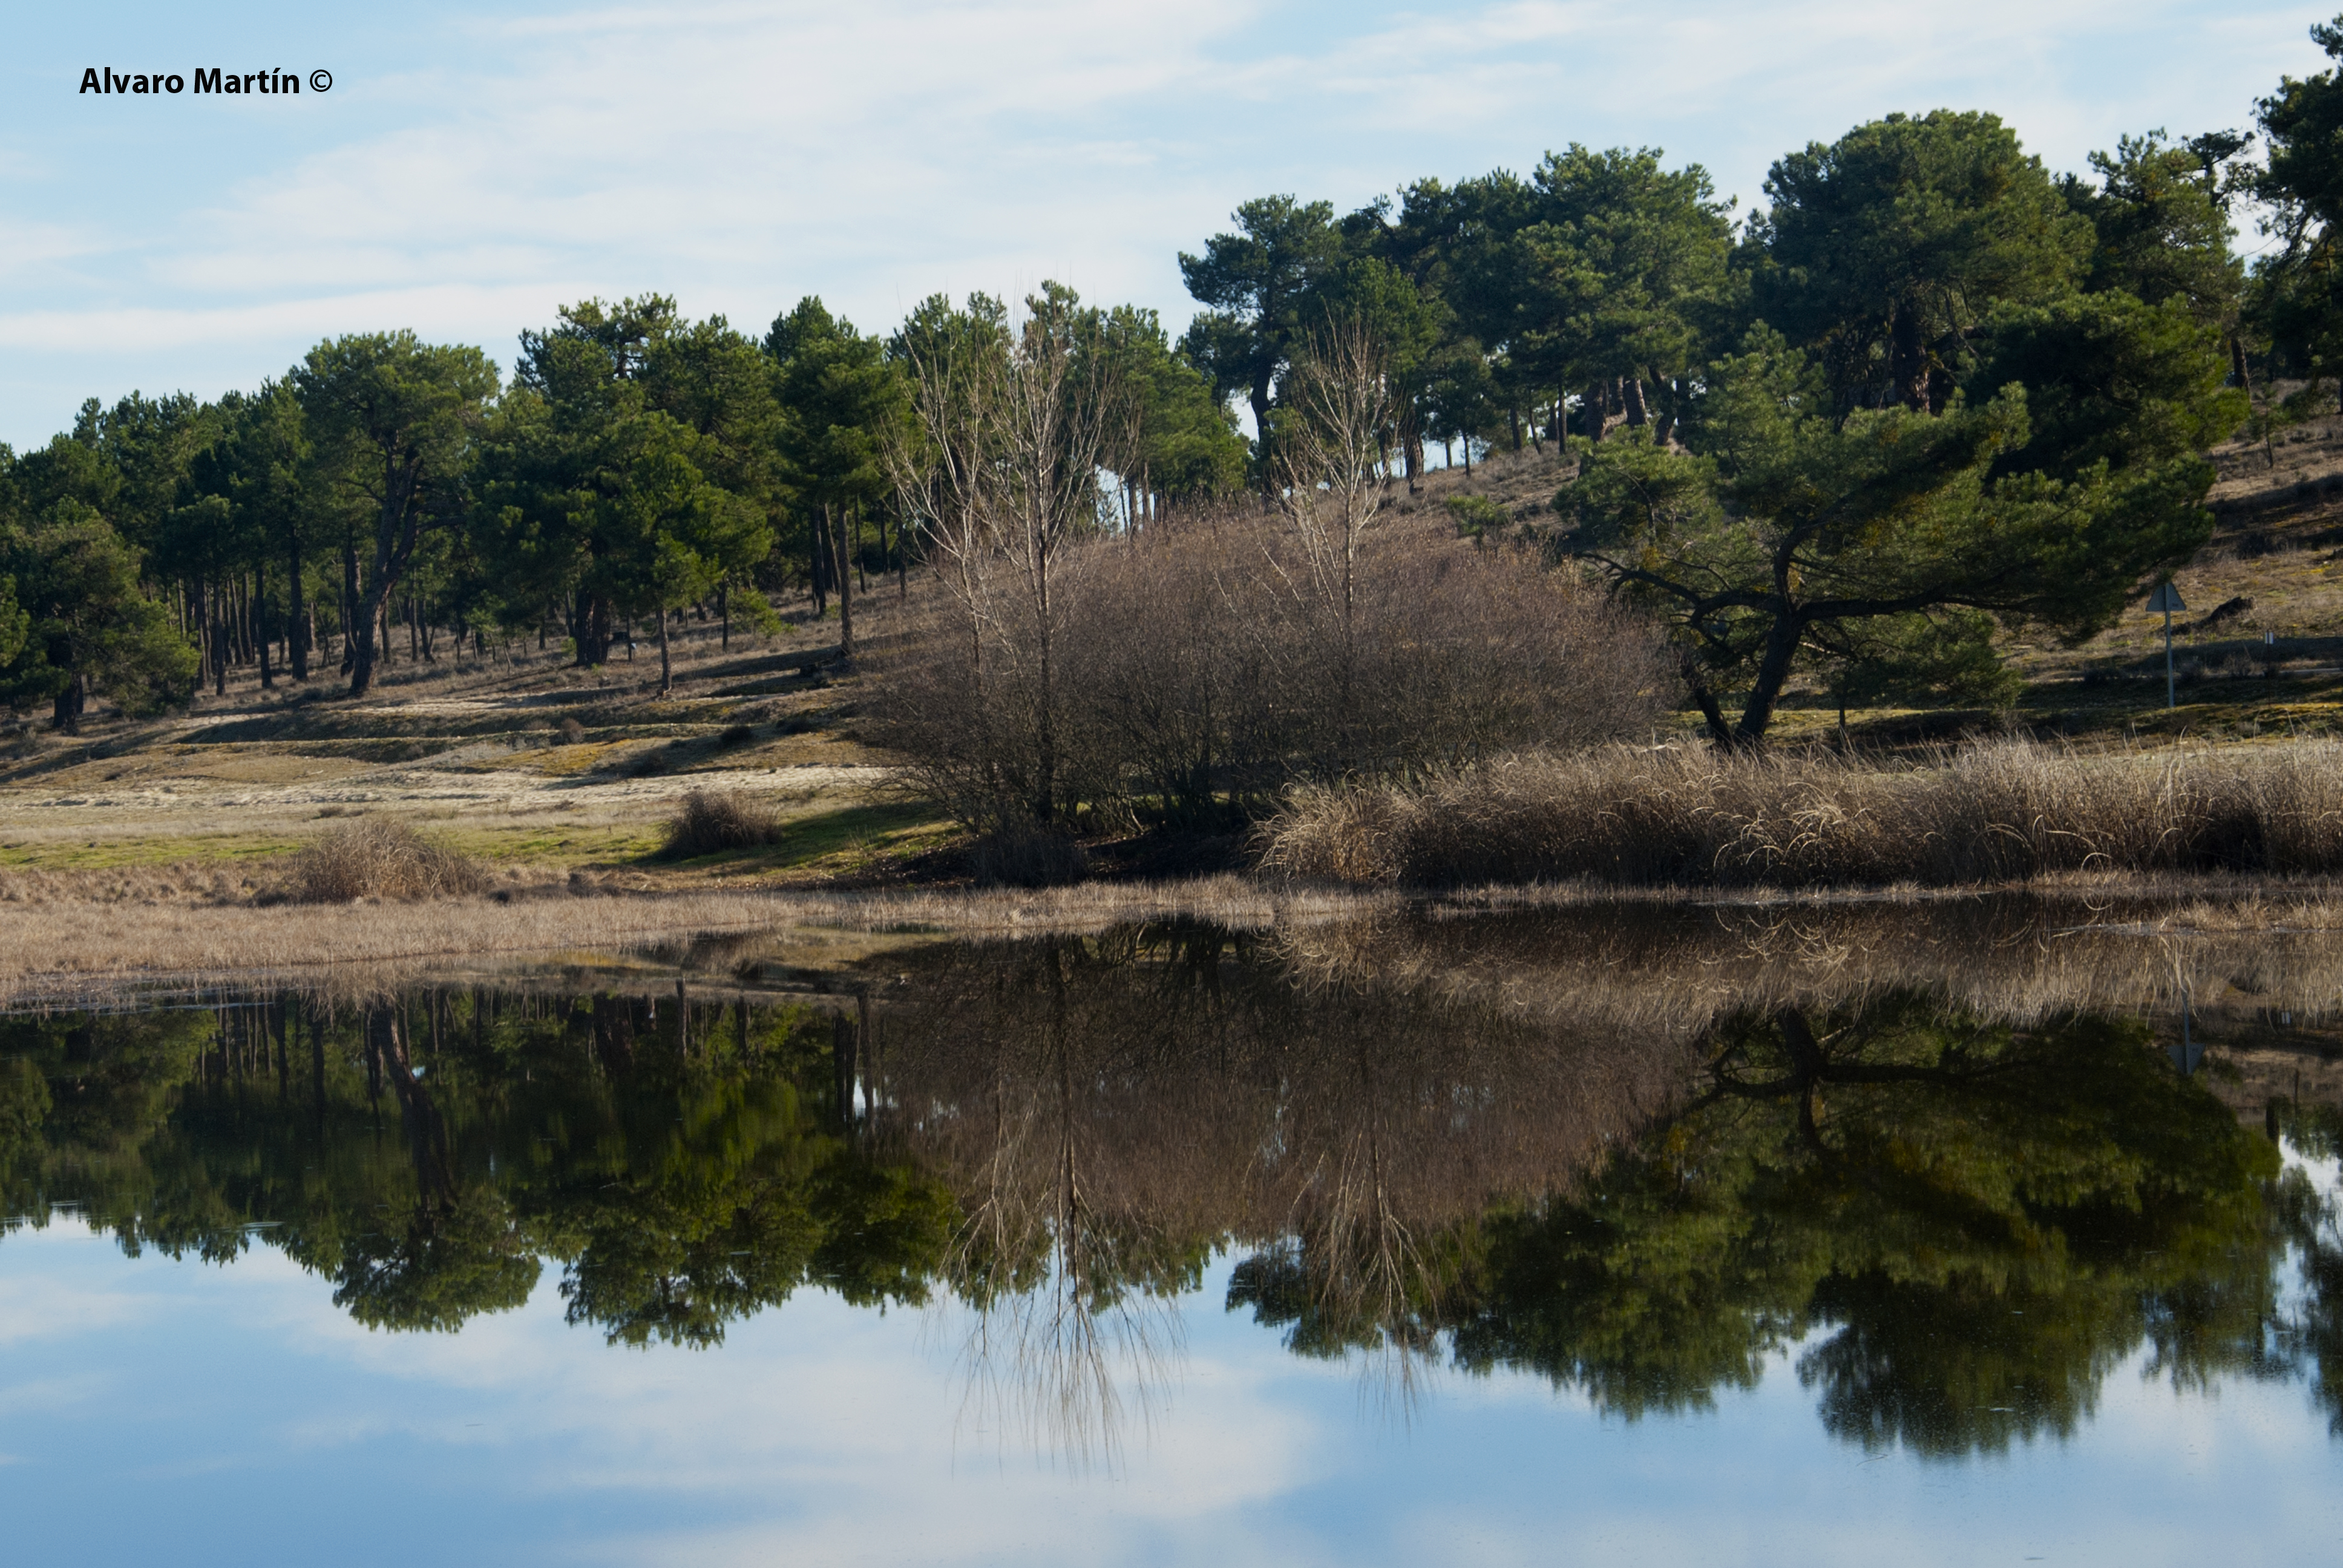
0, 598, 910, 868
1, 761, 886, 835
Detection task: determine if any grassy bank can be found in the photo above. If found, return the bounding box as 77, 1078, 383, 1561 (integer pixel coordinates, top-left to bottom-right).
0, 873, 1391, 1007
1259, 737, 2343, 889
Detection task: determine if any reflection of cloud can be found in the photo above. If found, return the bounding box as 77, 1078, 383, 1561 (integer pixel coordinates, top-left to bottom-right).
0, 1229, 156, 1344
261, 1255, 1324, 1553
8, 1206, 2343, 1564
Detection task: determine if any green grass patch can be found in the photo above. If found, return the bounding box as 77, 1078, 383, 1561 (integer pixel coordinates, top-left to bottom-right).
654, 800, 956, 877
436, 823, 665, 863
0, 831, 310, 870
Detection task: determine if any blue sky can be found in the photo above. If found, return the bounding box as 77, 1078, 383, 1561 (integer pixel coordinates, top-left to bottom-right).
0, 1, 2334, 448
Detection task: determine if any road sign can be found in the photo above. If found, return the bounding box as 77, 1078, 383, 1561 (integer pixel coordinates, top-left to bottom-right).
2147, 582, 2184, 709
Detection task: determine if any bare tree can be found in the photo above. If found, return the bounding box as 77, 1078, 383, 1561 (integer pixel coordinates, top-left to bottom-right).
885, 298, 1122, 828
1271, 322, 1397, 728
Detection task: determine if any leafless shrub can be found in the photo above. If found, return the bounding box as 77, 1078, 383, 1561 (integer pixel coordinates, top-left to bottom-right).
879, 307, 1665, 836
966, 826, 1090, 887
660, 789, 780, 858
289, 820, 487, 903
1261, 736, 2343, 888
558, 716, 586, 745
874, 507, 1666, 830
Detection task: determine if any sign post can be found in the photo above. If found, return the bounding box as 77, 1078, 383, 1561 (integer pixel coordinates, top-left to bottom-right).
2146, 582, 2186, 710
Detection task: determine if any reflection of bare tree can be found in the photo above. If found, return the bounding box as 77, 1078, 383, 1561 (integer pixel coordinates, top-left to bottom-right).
914, 938, 1207, 1468
866, 924, 1685, 1454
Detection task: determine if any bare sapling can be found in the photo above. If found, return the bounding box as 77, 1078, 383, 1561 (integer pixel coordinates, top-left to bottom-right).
1271, 322, 1397, 737
882, 296, 1124, 832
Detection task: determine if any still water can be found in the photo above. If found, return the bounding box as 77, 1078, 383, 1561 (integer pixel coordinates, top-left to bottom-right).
4, 906, 2342, 1564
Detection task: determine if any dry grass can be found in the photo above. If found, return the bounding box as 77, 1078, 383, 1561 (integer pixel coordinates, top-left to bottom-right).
1260, 736, 2343, 889
286, 820, 488, 903
0, 875, 1392, 1008
0, 861, 263, 906
660, 789, 781, 858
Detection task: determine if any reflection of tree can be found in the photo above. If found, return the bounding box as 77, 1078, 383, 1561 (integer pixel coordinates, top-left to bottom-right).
0, 989, 956, 1347
1450, 1000, 2289, 1455
333, 1007, 539, 1331
2267, 1100, 2343, 1436
4, 933, 2339, 1465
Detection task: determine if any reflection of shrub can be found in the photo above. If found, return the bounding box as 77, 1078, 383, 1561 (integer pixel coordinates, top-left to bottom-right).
661, 789, 778, 858
966, 826, 1087, 887
292, 821, 485, 903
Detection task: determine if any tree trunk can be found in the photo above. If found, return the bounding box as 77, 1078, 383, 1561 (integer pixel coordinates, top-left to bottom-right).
1585, 381, 1609, 443
340, 547, 359, 675
52, 673, 85, 734
1622, 375, 1649, 428
1890, 302, 1927, 411
1652, 377, 1685, 449
287, 537, 307, 681
811, 509, 830, 618
573, 590, 611, 666
257, 572, 274, 689
832, 503, 854, 658
657, 604, 672, 696
2230, 337, 2278, 469
1250, 371, 1276, 493
1732, 610, 1807, 746
349, 572, 392, 698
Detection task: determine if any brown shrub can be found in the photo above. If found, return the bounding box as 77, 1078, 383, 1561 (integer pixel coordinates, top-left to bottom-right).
289, 820, 487, 903
1259, 737, 2343, 888
966, 826, 1089, 887
661, 789, 779, 858
557, 716, 586, 745
870, 507, 1667, 831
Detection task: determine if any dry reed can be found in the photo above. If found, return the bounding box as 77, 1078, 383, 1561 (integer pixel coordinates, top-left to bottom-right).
1260, 737, 2343, 889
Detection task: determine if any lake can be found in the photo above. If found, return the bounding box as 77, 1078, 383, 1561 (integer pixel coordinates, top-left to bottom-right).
4, 900, 2340, 1564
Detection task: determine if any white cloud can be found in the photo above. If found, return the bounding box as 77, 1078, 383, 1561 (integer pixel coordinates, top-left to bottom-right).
0, 0, 2332, 443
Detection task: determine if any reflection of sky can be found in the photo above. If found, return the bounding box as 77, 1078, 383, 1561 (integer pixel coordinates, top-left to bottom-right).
2, 1218, 2340, 1566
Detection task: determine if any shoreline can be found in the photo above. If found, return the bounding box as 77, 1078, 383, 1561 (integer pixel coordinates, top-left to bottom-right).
10, 867, 2343, 1009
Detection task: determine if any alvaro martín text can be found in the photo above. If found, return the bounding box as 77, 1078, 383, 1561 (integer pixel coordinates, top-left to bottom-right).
78, 68, 306, 94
